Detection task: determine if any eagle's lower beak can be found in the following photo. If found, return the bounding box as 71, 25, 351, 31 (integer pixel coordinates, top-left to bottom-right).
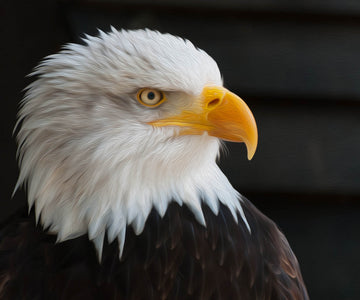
148, 86, 258, 160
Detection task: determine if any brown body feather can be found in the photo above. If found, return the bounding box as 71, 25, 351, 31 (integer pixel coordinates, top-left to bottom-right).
0, 199, 308, 300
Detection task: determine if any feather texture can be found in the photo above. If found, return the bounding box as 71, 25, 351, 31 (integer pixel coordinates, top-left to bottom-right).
0, 198, 308, 300
8, 28, 308, 299
14, 29, 249, 254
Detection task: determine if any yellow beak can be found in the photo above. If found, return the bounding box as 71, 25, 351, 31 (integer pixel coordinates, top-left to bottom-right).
148, 86, 258, 160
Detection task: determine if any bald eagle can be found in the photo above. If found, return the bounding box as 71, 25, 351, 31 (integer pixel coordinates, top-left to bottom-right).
0, 28, 308, 299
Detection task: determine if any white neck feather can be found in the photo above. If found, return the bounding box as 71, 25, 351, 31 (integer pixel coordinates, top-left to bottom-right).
17, 122, 248, 259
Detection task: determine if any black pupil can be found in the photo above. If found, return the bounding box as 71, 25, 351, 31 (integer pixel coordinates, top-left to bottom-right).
147, 91, 155, 100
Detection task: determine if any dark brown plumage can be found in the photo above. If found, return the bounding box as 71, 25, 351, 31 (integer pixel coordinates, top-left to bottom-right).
0, 198, 308, 300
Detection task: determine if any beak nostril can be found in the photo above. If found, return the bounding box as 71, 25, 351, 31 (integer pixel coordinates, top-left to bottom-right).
207, 98, 220, 109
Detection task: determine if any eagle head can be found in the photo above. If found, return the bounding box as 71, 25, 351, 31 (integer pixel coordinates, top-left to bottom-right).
15, 28, 257, 258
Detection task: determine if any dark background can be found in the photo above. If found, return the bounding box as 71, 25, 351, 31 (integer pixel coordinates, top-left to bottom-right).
1, 0, 360, 299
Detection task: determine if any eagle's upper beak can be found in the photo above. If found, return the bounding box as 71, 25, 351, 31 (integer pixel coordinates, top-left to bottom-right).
149, 86, 258, 160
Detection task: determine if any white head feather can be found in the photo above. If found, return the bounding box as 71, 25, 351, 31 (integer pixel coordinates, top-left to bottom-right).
15, 28, 249, 259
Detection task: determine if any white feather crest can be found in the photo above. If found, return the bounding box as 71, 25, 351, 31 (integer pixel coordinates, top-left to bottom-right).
15, 28, 249, 259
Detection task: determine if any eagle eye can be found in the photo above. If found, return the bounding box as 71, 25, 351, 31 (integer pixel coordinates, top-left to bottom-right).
137, 88, 165, 107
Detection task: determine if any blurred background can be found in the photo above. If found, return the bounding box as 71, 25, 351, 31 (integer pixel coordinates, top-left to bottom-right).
1, 0, 359, 298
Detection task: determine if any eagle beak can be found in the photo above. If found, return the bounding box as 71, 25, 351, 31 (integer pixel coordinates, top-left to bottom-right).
149, 86, 258, 160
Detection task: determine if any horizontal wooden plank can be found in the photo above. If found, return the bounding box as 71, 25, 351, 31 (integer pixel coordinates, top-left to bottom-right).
221, 101, 360, 194
77, 0, 360, 16
66, 7, 360, 101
